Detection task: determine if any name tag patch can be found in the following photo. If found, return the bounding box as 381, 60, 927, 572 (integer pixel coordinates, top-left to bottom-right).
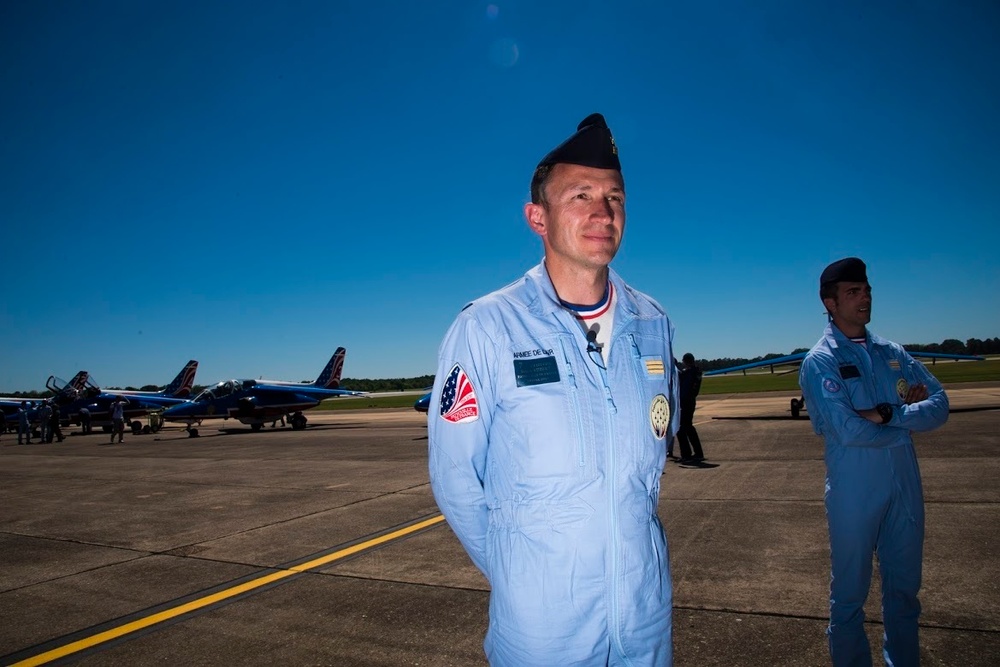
839, 365, 861, 379
514, 356, 560, 387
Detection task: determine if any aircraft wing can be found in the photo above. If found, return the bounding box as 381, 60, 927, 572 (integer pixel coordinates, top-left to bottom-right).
251, 383, 367, 399
705, 350, 985, 377
103, 393, 188, 410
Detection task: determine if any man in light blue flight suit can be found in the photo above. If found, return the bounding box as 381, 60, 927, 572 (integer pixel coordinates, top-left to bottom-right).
799, 257, 949, 667
428, 113, 679, 666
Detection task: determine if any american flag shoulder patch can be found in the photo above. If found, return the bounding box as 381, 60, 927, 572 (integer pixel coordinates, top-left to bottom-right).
644, 357, 665, 377
439, 364, 479, 424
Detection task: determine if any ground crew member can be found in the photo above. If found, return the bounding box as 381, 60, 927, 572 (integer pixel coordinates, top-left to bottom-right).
18, 401, 33, 444
49, 403, 65, 442
38, 400, 52, 444
799, 257, 949, 666
429, 113, 679, 666
675, 352, 706, 464
79, 407, 92, 434
110, 396, 129, 444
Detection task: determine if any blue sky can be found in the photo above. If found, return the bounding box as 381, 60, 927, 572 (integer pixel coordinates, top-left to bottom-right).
2, 1, 998, 392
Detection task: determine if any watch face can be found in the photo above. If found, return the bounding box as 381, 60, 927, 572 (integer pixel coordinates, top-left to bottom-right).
878, 403, 892, 423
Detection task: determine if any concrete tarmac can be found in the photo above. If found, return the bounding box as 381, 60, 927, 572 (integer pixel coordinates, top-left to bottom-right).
1, 385, 998, 666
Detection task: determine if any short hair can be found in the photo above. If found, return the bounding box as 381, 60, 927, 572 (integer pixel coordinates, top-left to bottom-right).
682, 353, 695, 363
820, 281, 839, 302
530, 164, 555, 204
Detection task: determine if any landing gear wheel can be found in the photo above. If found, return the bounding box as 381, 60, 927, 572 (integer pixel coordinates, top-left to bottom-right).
290, 413, 307, 430
251, 423, 263, 432
130, 420, 143, 435
790, 398, 804, 419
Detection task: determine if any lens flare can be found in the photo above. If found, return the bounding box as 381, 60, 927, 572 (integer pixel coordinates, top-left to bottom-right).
489, 38, 519, 68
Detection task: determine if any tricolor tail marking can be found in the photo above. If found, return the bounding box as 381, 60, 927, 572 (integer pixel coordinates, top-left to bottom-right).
164, 361, 199, 397
314, 347, 346, 388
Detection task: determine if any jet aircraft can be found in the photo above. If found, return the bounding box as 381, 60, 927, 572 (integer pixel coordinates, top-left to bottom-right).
0, 371, 91, 433
61, 360, 200, 432
21, 361, 196, 433
705, 350, 985, 417
161, 347, 365, 434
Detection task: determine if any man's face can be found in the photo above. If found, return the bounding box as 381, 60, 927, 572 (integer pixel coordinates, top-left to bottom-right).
823, 281, 872, 335
524, 163, 625, 272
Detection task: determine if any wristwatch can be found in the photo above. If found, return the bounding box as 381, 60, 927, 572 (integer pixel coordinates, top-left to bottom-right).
875, 403, 894, 424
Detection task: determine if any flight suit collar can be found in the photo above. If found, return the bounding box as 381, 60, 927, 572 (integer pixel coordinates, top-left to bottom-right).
524, 261, 650, 320
824, 323, 894, 350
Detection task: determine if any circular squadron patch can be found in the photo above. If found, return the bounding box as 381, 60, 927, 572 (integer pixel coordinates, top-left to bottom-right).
823, 378, 841, 393
650, 394, 670, 440
896, 378, 909, 400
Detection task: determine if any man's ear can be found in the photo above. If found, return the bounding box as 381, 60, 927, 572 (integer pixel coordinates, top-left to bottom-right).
821, 296, 836, 314
524, 202, 546, 235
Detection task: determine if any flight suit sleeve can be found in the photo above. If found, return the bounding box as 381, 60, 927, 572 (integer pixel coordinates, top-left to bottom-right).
427, 311, 497, 577
886, 347, 949, 432
799, 353, 902, 448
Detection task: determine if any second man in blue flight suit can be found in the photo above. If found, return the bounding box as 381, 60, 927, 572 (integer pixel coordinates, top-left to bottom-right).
799, 257, 949, 667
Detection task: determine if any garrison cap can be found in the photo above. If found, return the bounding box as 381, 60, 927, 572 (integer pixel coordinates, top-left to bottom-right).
820, 257, 868, 289
536, 113, 621, 171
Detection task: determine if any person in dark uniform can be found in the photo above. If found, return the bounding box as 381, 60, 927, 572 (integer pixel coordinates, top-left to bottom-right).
17, 401, 33, 445
675, 353, 705, 464
79, 407, 92, 434
49, 403, 65, 442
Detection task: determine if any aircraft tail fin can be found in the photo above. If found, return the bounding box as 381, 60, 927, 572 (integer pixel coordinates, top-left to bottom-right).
314, 347, 346, 389
163, 360, 199, 397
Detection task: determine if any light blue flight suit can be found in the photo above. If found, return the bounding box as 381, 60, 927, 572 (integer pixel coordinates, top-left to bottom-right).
429, 263, 679, 666
799, 324, 949, 667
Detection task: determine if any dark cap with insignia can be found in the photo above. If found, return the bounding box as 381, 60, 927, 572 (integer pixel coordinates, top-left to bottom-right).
820, 257, 868, 289
536, 113, 621, 171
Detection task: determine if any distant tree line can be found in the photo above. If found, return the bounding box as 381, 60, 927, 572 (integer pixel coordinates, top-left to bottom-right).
902, 337, 1000, 356
338, 375, 435, 393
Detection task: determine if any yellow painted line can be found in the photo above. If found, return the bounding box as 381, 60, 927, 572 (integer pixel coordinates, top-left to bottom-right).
11, 514, 446, 666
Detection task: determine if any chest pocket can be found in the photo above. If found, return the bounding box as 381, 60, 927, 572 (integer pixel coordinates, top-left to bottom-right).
627, 334, 673, 466
874, 353, 910, 402
497, 334, 596, 482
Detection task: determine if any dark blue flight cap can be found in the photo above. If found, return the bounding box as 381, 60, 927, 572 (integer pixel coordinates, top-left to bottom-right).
820, 257, 868, 289
536, 113, 621, 171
